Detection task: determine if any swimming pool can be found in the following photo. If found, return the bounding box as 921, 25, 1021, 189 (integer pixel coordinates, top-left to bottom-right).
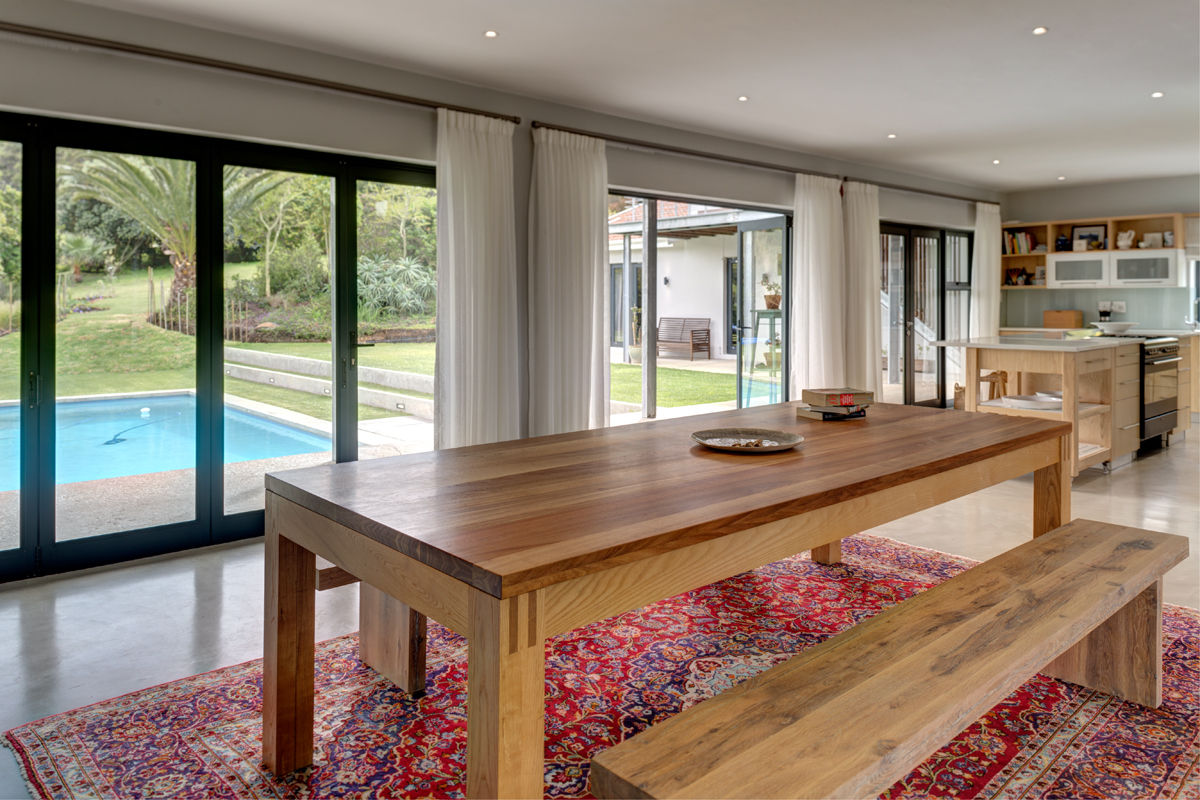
0, 395, 330, 491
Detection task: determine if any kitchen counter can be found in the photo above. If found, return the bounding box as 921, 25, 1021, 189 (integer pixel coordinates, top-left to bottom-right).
999, 327, 1199, 338
937, 336, 1129, 352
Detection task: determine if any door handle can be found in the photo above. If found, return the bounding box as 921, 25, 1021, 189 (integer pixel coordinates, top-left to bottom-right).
27, 371, 39, 408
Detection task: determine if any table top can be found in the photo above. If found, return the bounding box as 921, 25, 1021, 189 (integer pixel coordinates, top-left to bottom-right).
266, 403, 1069, 598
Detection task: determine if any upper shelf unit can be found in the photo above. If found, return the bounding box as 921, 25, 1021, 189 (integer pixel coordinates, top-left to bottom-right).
1001, 212, 1186, 289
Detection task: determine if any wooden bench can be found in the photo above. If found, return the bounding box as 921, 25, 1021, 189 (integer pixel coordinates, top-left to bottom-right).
590, 519, 1188, 799
656, 317, 711, 360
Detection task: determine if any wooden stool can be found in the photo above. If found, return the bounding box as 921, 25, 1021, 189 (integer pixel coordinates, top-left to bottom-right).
980, 370, 1008, 400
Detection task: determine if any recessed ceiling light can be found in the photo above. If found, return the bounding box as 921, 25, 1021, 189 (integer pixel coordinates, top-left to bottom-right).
992, 159, 1001, 165
1150, 91, 1164, 98
737, 95, 749, 102
1057, 176, 1067, 181
1032, 26, 1048, 35
886, 133, 897, 139
484, 30, 498, 38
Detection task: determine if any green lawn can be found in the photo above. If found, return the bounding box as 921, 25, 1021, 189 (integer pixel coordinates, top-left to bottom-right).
2, 267, 739, 411
610, 363, 735, 406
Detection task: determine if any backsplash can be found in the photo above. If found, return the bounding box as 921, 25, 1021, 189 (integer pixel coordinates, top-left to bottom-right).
1001, 287, 1192, 329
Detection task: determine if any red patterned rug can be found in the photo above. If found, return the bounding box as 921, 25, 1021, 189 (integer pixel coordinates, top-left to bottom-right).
5, 534, 1199, 799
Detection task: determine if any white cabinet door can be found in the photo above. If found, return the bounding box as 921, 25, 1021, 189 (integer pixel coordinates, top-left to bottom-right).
1110, 249, 1184, 287
1047, 252, 1110, 287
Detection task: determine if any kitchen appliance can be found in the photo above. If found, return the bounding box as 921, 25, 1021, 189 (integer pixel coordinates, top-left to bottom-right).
1141, 337, 1180, 442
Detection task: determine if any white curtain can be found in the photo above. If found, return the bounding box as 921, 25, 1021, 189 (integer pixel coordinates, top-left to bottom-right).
970, 202, 1002, 339
791, 174, 846, 394
842, 181, 882, 395
434, 109, 521, 449
528, 127, 609, 435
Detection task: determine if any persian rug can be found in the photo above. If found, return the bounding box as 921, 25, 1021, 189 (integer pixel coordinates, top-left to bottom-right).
5, 534, 1198, 800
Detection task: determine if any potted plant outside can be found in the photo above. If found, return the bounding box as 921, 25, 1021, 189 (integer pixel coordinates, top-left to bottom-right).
761, 274, 782, 310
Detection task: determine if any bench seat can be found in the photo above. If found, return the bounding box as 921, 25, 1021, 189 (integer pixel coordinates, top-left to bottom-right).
590, 519, 1188, 799
656, 317, 710, 360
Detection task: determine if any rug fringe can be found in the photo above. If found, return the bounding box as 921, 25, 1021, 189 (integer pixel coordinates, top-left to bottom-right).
3, 731, 48, 800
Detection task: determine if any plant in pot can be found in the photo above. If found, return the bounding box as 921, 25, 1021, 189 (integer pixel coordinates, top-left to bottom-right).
763, 334, 782, 369
761, 274, 782, 309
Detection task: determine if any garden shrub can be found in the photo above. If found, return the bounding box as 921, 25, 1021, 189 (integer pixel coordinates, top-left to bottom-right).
261, 235, 330, 301
357, 254, 436, 316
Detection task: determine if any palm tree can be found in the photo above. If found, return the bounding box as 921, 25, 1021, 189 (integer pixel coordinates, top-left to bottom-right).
57, 232, 109, 283
63, 154, 281, 304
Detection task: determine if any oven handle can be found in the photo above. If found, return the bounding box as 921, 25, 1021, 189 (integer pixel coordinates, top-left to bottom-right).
1145, 356, 1182, 366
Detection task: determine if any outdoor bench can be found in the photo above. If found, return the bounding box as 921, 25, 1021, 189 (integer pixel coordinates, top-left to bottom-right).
589, 518, 1188, 799
656, 317, 710, 360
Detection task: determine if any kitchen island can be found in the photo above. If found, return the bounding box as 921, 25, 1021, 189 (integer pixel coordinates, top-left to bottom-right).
939, 336, 1139, 477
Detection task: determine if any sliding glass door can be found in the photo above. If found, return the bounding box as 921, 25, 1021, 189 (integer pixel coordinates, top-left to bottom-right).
0, 139, 20, 560
0, 110, 434, 582
736, 216, 788, 407
880, 224, 971, 407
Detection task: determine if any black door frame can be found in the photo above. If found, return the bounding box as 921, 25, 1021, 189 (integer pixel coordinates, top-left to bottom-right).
881, 223, 949, 407
0, 110, 433, 582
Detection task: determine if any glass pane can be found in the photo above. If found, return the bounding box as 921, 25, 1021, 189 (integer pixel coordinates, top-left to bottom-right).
738, 225, 785, 407
944, 233, 971, 402
1116, 256, 1170, 281
222, 167, 334, 514
913, 233, 940, 404
1057, 258, 1104, 281
356, 180, 437, 460
880, 232, 905, 403
607, 194, 645, 425
54, 149, 197, 540
0, 140, 20, 552
655, 200, 742, 418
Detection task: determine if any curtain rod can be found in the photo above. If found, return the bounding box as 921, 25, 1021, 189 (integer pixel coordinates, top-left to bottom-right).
532, 120, 994, 206
0, 20, 522, 125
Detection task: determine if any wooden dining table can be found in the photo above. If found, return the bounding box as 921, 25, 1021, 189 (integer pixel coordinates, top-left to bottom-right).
262, 402, 1072, 798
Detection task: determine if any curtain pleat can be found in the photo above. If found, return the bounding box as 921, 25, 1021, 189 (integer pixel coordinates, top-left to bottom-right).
842, 181, 882, 395
528, 128, 609, 434
434, 109, 520, 448
791, 174, 846, 394
970, 202, 1002, 338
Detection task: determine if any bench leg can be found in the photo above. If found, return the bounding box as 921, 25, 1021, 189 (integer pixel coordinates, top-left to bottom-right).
1043, 578, 1162, 707
359, 583, 428, 697
812, 540, 841, 564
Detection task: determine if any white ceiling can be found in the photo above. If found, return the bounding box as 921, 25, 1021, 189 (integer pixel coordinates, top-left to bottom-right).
75, 0, 1200, 192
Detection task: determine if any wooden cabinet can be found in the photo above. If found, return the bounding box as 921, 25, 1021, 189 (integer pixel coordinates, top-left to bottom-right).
1111, 344, 1142, 460
965, 345, 1114, 477
1002, 213, 1185, 290
1174, 336, 1193, 435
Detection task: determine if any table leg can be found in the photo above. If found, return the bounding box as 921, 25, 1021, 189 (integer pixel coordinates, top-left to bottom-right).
466, 590, 546, 799
1032, 433, 1072, 537
811, 541, 841, 564
360, 583, 428, 697
263, 528, 316, 774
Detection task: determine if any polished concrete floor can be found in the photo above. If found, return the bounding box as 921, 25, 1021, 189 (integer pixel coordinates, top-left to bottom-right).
1, 432, 1196, 799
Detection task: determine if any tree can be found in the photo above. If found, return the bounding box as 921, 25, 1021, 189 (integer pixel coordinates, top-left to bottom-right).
57, 232, 109, 283
64, 154, 281, 303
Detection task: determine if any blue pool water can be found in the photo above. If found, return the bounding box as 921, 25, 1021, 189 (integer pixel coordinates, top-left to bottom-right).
0, 395, 330, 491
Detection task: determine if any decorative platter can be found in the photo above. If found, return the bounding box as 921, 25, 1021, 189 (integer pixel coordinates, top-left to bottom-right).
691, 427, 804, 453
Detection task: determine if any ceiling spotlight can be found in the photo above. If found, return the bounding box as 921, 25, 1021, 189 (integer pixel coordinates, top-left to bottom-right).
992, 159, 1001, 165
737, 95, 749, 102
484, 30, 498, 38
1150, 91, 1164, 98
1032, 26, 1048, 35
1057, 176, 1067, 181
886, 133, 897, 139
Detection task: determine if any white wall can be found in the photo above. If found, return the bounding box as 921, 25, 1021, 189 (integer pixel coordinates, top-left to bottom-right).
1001, 175, 1200, 222
656, 236, 737, 356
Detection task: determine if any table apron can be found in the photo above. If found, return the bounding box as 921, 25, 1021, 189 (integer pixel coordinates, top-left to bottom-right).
542, 438, 1062, 637
266, 493, 474, 636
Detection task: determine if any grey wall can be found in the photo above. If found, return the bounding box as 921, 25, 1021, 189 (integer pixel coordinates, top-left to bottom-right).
1002, 175, 1200, 222
1002, 287, 1192, 330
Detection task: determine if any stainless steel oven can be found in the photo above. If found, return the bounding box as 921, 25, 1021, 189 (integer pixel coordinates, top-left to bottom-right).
1142, 337, 1180, 440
